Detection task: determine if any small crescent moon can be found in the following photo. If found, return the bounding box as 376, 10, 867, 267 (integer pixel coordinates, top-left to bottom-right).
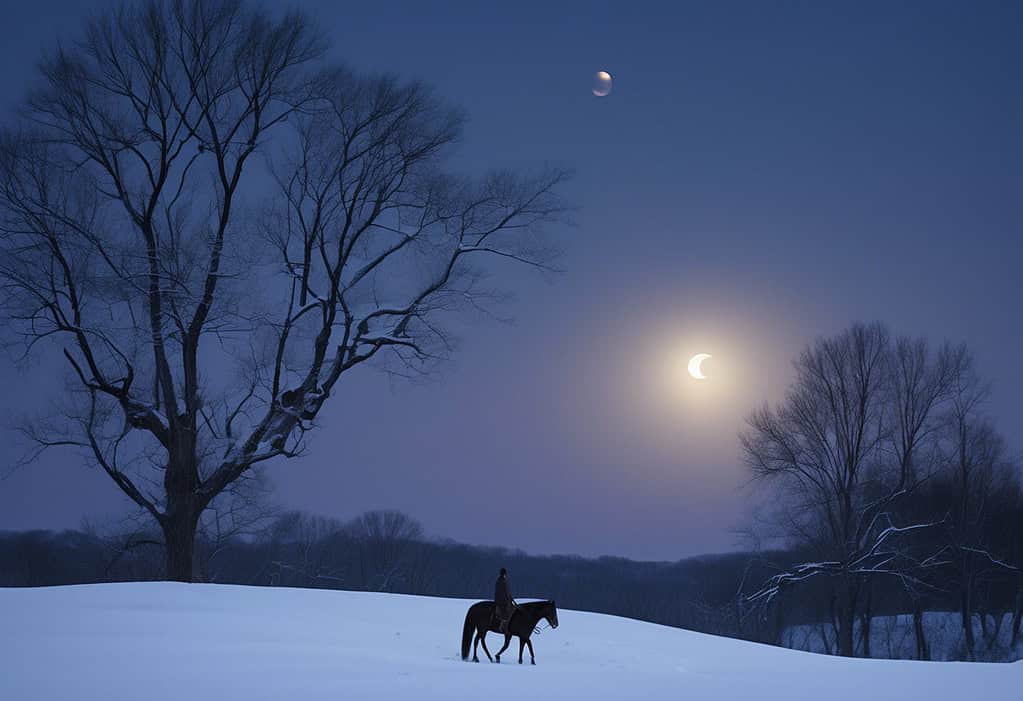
688, 353, 712, 380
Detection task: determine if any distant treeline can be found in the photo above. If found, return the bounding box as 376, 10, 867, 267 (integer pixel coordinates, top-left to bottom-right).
0, 512, 790, 637
2, 508, 1019, 661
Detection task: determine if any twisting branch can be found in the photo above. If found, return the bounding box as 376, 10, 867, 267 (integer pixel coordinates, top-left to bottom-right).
0, 0, 567, 582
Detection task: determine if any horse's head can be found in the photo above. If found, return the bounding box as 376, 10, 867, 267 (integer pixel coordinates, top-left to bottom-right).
545, 600, 559, 629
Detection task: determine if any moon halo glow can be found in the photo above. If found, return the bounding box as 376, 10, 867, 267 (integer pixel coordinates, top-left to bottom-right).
687, 353, 712, 380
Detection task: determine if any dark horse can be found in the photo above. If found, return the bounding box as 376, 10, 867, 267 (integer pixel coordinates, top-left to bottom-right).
460, 600, 559, 665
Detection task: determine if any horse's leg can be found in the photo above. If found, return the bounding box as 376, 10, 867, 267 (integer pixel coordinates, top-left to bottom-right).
518, 637, 526, 664
479, 630, 494, 663
472, 630, 481, 663
526, 638, 536, 665
495, 633, 512, 663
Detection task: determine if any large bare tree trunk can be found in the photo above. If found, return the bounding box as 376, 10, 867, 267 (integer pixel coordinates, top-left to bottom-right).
836, 605, 856, 657
162, 510, 199, 583
1012, 577, 1023, 647
961, 582, 976, 661
162, 454, 202, 581
836, 579, 859, 657
913, 600, 931, 660
858, 581, 873, 658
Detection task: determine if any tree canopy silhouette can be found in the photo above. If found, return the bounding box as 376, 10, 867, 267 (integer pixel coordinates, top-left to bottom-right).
0, 0, 568, 581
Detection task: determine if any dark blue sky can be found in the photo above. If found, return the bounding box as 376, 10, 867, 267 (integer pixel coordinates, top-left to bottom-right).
1, 0, 1020, 560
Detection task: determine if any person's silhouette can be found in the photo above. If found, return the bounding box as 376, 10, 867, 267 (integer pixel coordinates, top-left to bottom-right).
494, 567, 514, 633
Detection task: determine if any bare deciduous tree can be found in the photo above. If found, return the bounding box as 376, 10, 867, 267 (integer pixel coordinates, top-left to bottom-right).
0, 0, 567, 581
933, 363, 1020, 659
741, 323, 963, 657
345, 510, 427, 591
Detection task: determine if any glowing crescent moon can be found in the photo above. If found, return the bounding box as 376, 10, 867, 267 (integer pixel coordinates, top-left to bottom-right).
688, 353, 712, 380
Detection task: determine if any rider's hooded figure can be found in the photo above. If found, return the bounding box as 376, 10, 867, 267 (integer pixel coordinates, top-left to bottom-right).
494, 567, 514, 632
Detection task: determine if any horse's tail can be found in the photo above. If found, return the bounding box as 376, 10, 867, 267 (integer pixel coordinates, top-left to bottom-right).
461, 607, 474, 660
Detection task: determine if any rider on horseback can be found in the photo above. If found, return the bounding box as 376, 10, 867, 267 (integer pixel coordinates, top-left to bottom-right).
494, 567, 515, 633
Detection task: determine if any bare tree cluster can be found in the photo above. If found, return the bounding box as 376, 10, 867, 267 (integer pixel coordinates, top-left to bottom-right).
257, 509, 432, 592
0, 0, 567, 581
741, 322, 1022, 659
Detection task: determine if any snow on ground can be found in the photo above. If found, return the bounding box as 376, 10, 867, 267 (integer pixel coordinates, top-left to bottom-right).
1, 583, 1019, 700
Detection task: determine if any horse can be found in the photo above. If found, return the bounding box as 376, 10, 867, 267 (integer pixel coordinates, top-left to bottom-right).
460, 599, 559, 665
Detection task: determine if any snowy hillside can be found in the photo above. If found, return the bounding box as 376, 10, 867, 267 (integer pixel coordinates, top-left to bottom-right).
1, 583, 1018, 700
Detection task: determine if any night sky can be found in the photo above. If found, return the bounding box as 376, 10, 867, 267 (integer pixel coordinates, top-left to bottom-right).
1, 1, 1020, 561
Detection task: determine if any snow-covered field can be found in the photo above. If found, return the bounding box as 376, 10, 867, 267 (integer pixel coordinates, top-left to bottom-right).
1, 583, 1019, 700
